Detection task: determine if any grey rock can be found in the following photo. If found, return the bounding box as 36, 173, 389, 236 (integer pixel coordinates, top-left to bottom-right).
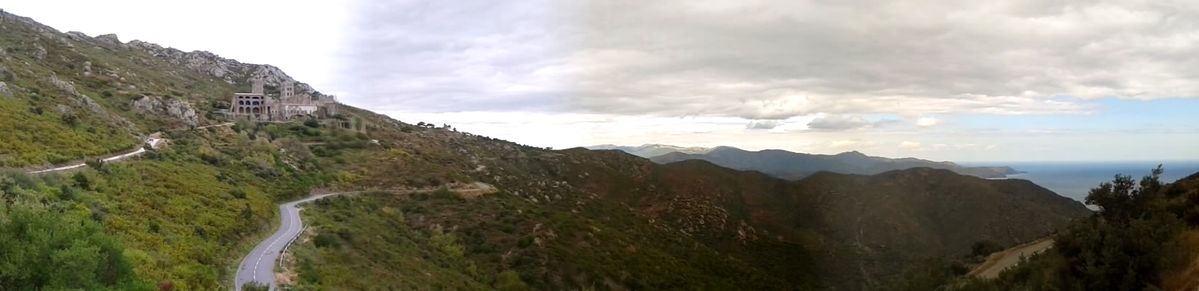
132, 95, 198, 126
95, 33, 123, 48
126, 39, 329, 98
33, 44, 46, 60
65, 31, 89, 41
77, 94, 104, 114
0, 81, 10, 97
55, 104, 73, 115
48, 75, 78, 96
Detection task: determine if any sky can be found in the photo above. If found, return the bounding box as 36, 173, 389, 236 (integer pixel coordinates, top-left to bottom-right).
5, 0, 1199, 162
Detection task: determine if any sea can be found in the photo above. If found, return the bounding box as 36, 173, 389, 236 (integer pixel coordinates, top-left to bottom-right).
961, 161, 1199, 202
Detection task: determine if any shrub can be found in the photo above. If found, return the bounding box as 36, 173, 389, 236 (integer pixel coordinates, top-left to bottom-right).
241, 282, 269, 291
304, 119, 321, 128
495, 270, 529, 291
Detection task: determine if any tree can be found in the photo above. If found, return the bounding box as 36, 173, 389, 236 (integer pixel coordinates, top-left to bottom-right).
1085, 165, 1163, 222
1055, 165, 1180, 291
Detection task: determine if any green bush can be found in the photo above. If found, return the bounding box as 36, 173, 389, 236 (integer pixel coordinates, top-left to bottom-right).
0, 205, 145, 290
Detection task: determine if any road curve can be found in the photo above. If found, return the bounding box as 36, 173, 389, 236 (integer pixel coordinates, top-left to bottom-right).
969, 238, 1055, 279
234, 193, 345, 290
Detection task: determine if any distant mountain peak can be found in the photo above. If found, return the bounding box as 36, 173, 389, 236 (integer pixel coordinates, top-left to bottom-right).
835, 150, 869, 157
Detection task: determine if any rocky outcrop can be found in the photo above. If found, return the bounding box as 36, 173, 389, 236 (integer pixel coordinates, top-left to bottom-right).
0, 82, 11, 97
95, 34, 124, 48
132, 95, 198, 126
125, 40, 325, 98
46, 74, 102, 113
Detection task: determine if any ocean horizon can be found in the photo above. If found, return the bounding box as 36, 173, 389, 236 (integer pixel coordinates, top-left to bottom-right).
963, 160, 1199, 202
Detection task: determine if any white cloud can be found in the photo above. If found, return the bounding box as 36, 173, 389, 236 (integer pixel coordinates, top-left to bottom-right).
916, 117, 940, 127
899, 141, 923, 150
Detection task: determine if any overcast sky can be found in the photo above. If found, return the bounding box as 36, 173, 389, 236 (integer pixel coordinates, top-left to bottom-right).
6, 0, 1199, 161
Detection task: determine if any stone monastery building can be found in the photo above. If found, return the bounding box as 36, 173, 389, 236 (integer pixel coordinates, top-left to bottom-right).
230, 79, 338, 120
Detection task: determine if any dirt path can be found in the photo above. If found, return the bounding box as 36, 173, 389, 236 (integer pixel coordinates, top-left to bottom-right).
969, 238, 1054, 279
28, 134, 164, 174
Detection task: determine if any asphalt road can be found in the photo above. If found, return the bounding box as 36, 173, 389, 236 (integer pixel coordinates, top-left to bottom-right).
234, 193, 341, 290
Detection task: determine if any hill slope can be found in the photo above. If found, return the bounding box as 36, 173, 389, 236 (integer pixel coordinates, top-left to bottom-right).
651, 146, 1022, 179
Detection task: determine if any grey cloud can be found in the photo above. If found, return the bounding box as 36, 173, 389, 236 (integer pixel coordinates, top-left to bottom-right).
807, 115, 871, 131
335, 0, 1199, 118
745, 120, 782, 130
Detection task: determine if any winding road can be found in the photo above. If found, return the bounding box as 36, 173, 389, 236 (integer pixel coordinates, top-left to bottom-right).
28, 135, 164, 174
234, 193, 347, 290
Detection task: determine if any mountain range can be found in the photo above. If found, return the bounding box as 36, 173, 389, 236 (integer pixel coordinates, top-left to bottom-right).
590, 144, 1022, 179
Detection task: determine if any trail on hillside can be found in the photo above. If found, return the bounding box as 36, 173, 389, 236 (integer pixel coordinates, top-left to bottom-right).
28, 122, 236, 174
28, 135, 163, 174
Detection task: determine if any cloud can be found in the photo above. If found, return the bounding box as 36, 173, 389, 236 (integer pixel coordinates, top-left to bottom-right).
916, 117, 940, 127
335, 0, 1196, 120
807, 115, 871, 131
745, 120, 783, 130
899, 141, 922, 150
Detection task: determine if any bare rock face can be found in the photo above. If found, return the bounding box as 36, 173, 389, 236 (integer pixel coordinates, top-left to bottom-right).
0, 82, 11, 97
65, 31, 89, 41
95, 33, 123, 47
132, 95, 198, 126
125, 39, 326, 97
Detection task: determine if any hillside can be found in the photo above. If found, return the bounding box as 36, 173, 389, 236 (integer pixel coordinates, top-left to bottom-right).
0, 10, 1087, 290
650, 146, 1022, 179
893, 168, 1199, 291
288, 123, 1090, 290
